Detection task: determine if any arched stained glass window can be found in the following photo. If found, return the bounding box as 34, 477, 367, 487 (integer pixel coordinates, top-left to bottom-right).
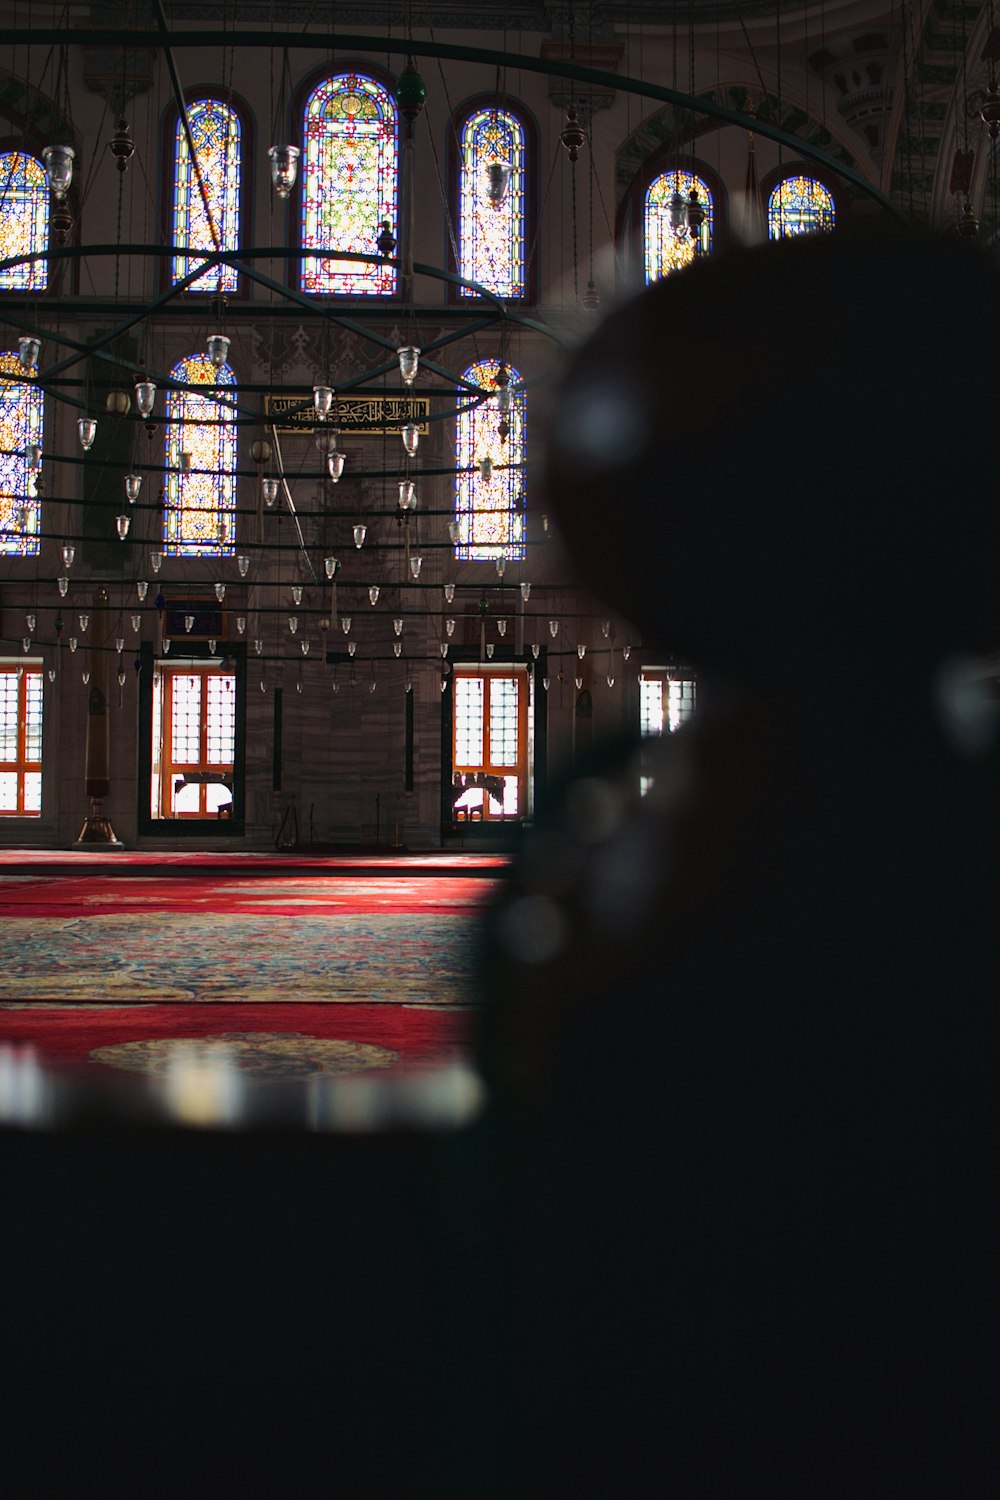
0, 152, 49, 291
0, 351, 42, 556
171, 99, 242, 293
458, 106, 526, 298
454, 358, 525, 562
768, 175, 835, 238
644, 169, 713, 283
164, 354, 237, 557
301, 72, 398, 296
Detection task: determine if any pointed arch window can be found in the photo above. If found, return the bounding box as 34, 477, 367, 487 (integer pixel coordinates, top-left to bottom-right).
644, 168, 713, 283
454, 359, 525, 562
170, 98, 242, 293
0, 151, 49, 291
301, 72, 398, 296
768, 174, 835, 238
0, 351, 42, 556
458, 106, 527, 299
163, 354, 237, 557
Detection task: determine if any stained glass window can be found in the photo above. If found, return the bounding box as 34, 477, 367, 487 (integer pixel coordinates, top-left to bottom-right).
0, 351, 42, 556
644, 169, 713, 283
301, 72, 398, 296
163, 354, 237, 557
171, 98, 242, 293
458, 107, 526, 299
0, 151, 49, 291
768, 175, 835, 238
454, 358, 525, 562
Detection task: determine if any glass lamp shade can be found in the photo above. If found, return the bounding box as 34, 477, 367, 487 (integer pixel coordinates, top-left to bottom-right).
131, 615, 142, 632
622, 644, 631, 661
369, 586, 380, 605
405, 680, 412, 694
440, 642, 448, 657
313, 385, 334, 419
397, 346, 420, 385
78, 418, 97, 450
207, 335, 230, 368
443, 583, 456, 603
398, 480, 416, 511
520, 581, 531, 601
237, 555, 250, 577
486, 644, 495, 659
68, 637, 77, 652
341, 617, 352, 635
301, 641, 310, 656
208, 640, 217, 654
42, 144, 75, 200
394, 642, 402, 658
250, 438, 271, 466
18, 337, 40, 372
401, 423, 419, 456
22, 637, 31, 652
577, 644, 586, 659
125, 474, 142, 503
61, 544, 75, 569
57, 576, 69, 596
445, 618, 455, 636
114, 636, 125, 653
495, 557, 506, 578
440, 678, 448, 693
106, 388, 130, 416
353, 525, 367, 549
324, 556, 338, 580
116, 514, 130, 539
268, 145, 300, 198
291, 585, 303, 605
215, 582, 226, 602
607, 674, 615, 688
184, 615, 195, 633
137, 581, 148, 601
348, 641, 357, 657
485, 161, 513, 205
575, 675, 584, 690
82, 670, 91, 683
254, 639, 263, 655
327, 452, 345, 482
150, 552, 162, 574
232, 616, 244, 635
135, 381, 156, 418
497, 619, 507, 636
393, 618, 404, 637
549, 619, 559, 637
315, 427, 339, 455
531, 643, 540, 659
288, 616, 298, 635
409, 555, 423, 580
262, 478, 280, 506
601, 620, 611, 637
448, 521, 461, 544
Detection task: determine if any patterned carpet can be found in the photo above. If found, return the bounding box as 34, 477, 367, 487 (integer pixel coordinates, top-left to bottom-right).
0, 863, 499, 1008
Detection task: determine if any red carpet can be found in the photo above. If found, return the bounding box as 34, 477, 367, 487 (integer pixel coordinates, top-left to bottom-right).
0, 1002, 469, 1070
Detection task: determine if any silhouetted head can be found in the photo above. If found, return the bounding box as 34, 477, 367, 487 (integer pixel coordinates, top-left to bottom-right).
546, 227, 1000, 677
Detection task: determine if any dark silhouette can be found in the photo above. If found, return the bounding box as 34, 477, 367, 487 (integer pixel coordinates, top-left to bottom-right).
471, 229, 999, 1496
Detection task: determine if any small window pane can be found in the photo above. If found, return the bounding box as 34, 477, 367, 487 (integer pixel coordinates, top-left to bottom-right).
0, 152, 49, 291
768, 175, 835, 238
172, 99, 242, 294
644, 169, 713, 283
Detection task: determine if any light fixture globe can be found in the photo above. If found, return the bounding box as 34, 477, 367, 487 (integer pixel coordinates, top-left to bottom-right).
207, 334, 230, 368
125, 474, 142, 503
268, 145, 300, 197
327, 452, 345, 482
116, 514, 130, 539
313, 385, 334, 419
397, 346, 420, 385
106, 388, 130, 416
262, 478, 280, 506
485, 161, 513, 205
18, 337, 40, 373
315, 427, 339, 455
401, 423, 419, 456
78, 417, 97, 450
409, 555, 423, 580
42, 144, 75, 200
398, 480, 416, 511
135, 380, 156, 418
237, 555, 250, 577
353, 524, 367, 548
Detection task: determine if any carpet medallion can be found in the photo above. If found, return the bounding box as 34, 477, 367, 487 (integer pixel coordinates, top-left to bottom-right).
0, 912, 481, 1006
90, 1033, 399, 1080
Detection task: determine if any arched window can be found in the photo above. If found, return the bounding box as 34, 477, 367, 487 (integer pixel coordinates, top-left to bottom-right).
0, 350, 42, 556
644, 168, 713, 283
457, 106, 526, 299
170, 98, 242, 293
0, 151, 49, 291
301, 72, 398, 296
454, 358, 525, 562
163, 354, 237, 557
768, 174, 835, 238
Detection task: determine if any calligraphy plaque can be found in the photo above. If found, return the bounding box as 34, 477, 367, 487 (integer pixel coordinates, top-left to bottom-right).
265, 395, 431, 435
